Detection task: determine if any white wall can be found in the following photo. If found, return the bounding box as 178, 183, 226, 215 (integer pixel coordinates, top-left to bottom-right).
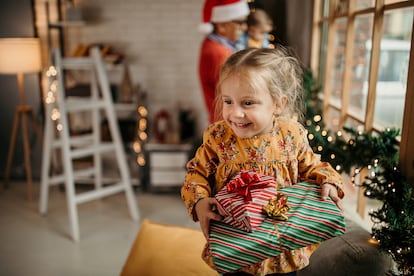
66, 0, 209, 137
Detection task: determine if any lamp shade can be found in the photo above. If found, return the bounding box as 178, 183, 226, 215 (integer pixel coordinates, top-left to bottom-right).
0, 38, 42, 74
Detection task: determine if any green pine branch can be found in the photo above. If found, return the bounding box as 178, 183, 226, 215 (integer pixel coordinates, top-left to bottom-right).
303, 69, 413, 275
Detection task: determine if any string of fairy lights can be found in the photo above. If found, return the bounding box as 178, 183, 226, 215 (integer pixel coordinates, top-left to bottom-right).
303, 68, 413, 275
45, 65, 148, 167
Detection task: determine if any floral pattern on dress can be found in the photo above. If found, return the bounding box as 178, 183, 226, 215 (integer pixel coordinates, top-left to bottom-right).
211, 123, 226, 139
181, 119, 344, 275
218, 137, 239, 161
277, 130, 297, 157
245, 139, 270, 163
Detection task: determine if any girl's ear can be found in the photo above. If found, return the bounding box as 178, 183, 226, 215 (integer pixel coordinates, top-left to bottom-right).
274, 96, 287, 115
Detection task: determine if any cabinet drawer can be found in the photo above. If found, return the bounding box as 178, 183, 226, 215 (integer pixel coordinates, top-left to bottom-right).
150, 169, 186, 186
150, 152, 188, 168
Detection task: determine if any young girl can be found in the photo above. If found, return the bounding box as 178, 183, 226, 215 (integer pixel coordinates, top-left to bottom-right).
181, 47, 344, 275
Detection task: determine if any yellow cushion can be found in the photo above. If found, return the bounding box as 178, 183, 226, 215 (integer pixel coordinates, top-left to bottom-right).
121, 219, 219, 276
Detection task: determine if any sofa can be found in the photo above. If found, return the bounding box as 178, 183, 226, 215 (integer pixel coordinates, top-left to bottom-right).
120, 219, 393, 276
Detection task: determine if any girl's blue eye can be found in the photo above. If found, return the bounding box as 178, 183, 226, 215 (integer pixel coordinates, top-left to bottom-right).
244, 100, 254, 106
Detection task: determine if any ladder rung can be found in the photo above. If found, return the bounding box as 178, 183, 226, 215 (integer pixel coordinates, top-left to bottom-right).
61, 57, 94, 69
75, 183, 125, 204
51, 134, 95, 148
46, 167, 96, 185
70, 143, 116, 159
65, 99, 107, 112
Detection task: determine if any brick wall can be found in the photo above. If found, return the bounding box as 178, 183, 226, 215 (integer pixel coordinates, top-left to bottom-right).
66, 0, 209, 136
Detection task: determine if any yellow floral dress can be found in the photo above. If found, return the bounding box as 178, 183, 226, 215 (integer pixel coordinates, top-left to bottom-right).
181, 118, 344, 275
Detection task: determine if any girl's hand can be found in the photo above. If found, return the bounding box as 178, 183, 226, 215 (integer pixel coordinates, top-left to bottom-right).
195, 197, 223, 239
321, 183, 343, 211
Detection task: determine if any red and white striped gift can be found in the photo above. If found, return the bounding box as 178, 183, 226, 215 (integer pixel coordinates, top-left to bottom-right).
215, 171, 278, 233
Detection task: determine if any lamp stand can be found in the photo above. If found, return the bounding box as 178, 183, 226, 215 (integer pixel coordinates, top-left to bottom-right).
4, 73, 43, 201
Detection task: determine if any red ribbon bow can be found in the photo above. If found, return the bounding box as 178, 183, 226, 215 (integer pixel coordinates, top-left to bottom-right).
226, 171, 270, 202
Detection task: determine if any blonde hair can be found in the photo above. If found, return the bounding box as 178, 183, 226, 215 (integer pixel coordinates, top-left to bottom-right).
214, 46, 304, 122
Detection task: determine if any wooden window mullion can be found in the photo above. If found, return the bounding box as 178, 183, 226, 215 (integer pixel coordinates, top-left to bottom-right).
364, 0, 384, 132
311, 0, 323, 76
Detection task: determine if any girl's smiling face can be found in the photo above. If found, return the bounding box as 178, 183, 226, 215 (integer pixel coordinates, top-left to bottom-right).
220, 74, 281, 139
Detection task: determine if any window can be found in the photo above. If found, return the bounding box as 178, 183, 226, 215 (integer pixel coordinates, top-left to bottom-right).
312, 0, 413, 132
311, 0, 414, 179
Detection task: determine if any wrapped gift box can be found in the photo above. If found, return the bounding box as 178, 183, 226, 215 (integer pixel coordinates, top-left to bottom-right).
215, 171, 278, 232
209, 182, 346, 274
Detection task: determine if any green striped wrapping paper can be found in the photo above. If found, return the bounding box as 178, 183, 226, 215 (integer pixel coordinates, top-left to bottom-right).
208, 182, 346, 274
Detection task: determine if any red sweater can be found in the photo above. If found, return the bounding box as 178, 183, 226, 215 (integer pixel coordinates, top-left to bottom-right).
198, 37, 233, 123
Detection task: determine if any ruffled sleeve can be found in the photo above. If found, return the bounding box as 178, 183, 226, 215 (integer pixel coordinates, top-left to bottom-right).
295, 123, 344, 198
181, 124, 220, 221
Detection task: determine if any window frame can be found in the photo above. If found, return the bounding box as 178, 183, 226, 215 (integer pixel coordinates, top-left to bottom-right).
312, 0, 414, 180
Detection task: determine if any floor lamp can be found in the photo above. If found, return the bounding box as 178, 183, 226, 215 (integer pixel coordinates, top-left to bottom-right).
0, 38, 43, 201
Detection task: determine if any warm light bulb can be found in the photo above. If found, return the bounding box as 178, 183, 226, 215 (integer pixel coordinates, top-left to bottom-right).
137, 154, 145, 166
368, 237, 379, 245
133, 141, 141, 153
138, 106, 148, 117
139, 131, 148, 141
46, 66, 57, 77
313, 115, 322, 122
139, 118, 147, 130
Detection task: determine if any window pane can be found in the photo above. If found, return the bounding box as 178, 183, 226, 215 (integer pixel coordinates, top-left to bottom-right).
350, 14, 374, 122
330, 18, 347, 106
355, 0, 374, 10
374, 7, 413, 129
322, 0, 330, 17
335, 0, 349, 15
385, 0, 411, 4
345, 117, 364, 131
319, 21, 329, 85
326, 107, 341, 133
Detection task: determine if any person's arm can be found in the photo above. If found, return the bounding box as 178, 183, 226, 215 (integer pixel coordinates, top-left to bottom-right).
294, 123, 344, 208
181, 126, 222, 238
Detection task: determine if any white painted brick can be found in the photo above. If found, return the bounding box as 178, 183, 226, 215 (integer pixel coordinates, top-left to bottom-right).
65, 0, 208, 135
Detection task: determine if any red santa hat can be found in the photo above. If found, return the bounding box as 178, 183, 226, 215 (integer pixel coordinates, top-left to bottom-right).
199, 0, 250, 33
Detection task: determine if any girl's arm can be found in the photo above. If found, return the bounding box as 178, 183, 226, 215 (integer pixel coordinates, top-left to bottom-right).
181, 128, 223, 239
295, 123, 345, 200
181, 126, 222, 213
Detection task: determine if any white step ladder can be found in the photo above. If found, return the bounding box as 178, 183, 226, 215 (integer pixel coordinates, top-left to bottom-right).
40, 47, 140, 242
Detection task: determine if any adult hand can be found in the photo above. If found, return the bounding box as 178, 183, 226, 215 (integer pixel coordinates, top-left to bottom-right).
195, 197, 222, 239
321, 183, 343, 211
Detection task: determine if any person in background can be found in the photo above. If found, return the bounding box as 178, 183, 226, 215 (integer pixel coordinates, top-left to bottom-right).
198, 0, 250, 124
182, 47, 344, 275
236, 8, 273, 50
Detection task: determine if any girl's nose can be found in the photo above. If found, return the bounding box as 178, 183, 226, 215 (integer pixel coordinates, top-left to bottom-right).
232, 106, 245, 118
